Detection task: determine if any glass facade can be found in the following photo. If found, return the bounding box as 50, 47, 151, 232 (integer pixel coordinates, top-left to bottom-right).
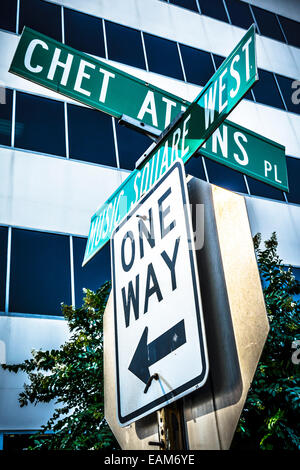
179, 44, 215, 86
105, 21, 146, 69
0, 0, 298, 50
225, 0, 254, 30
1, 0, 300, 452
0, 4, 298, 203
0, 226, 8, 312
64, 7, 105, 58
278, 15, 300, 48
0, 0, 17, 33
67, 103, 117, 167
198, 0, 229, 22
115, 124, 152, 171
251, 5, 285, 42
9, 229, 71, 316
143, 33, 184, 81
246, 176, 285, 201
0, 0, 299, 320
0, 3, 297, 117
252, 70, 285, 109
275, 75, 300, 115
0, 88, 13, 147
185, 153, 206, 181
1, 75, 297, 170
169, 0, 199, 13
0, 227, 113, 316
15, 91, 66, 157
204, 157, 248, 194
286, 157, 300, 204
73, 237, 111, 307
19, 0, 62, 41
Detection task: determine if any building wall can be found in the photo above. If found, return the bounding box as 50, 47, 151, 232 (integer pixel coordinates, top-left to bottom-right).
0, 316, 69, 431
0, 0, 299, 446
244, 0, 300, 22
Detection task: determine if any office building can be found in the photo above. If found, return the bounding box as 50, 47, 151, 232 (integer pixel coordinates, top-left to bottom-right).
0, 0, 299, 449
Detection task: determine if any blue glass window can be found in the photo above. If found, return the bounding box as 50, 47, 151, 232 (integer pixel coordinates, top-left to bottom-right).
169, 0, 199, 13
0, 88, 13, 147
251, 6, 285, 42
275, 74, 300, 115
0, 0, 17, 33
15, 92, 66, 157
143, 33, 184, 81
116, 123, 152, 171
247, 175, 285, 201
213, 54, 225, 70
225, 0, 254, 30
0, 226, 8, 312
286, 156, 300, 205
185, 154, 206, 181
252, 69, 285, 109
19, 0, 62, 42
105, 21, 146, 69
278, 15, 300, 49
204, 157, 248, 193
292, 267, 300, 282
9, 229, 71, 316
64, 8, 105, 58
292, 267, 300, 302
198, 0, 229, 23
179, 44, 215, 86
73, 237, 111, 307
67, 104, 117, 167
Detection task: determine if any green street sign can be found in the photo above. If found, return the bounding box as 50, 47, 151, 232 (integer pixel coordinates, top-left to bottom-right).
83, 25, 266, 265
200, 119, 287, 191
9, 26, 288, 265
10, 27, 287, 194
10, 26, 187, 131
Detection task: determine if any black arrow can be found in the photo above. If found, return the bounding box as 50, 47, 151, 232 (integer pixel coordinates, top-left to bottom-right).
128, 320, 187, 385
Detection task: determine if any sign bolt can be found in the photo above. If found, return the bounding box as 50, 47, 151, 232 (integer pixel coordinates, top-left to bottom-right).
144, 373, 159, 393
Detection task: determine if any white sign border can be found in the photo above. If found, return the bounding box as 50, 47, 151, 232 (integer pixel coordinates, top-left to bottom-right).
111, 160, 209, 426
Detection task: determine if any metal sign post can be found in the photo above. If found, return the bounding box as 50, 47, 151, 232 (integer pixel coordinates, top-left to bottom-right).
157, 402, 186, 450
104, 176, 269, 450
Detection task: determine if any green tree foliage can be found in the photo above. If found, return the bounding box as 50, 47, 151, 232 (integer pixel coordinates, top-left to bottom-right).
232, 232, 300, 450
2, 281, 119, 450
2, 234, 299, 450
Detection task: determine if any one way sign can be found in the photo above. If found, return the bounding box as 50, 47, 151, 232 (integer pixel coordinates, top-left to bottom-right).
111, 160, 208, 426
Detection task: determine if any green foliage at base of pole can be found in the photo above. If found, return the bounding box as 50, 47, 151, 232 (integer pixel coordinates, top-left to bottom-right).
1, 233, 299, 450
2, 281, 119, 450
232, 232, 300, 450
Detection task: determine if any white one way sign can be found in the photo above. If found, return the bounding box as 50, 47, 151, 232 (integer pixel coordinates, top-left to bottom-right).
111, 160, 208, 426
